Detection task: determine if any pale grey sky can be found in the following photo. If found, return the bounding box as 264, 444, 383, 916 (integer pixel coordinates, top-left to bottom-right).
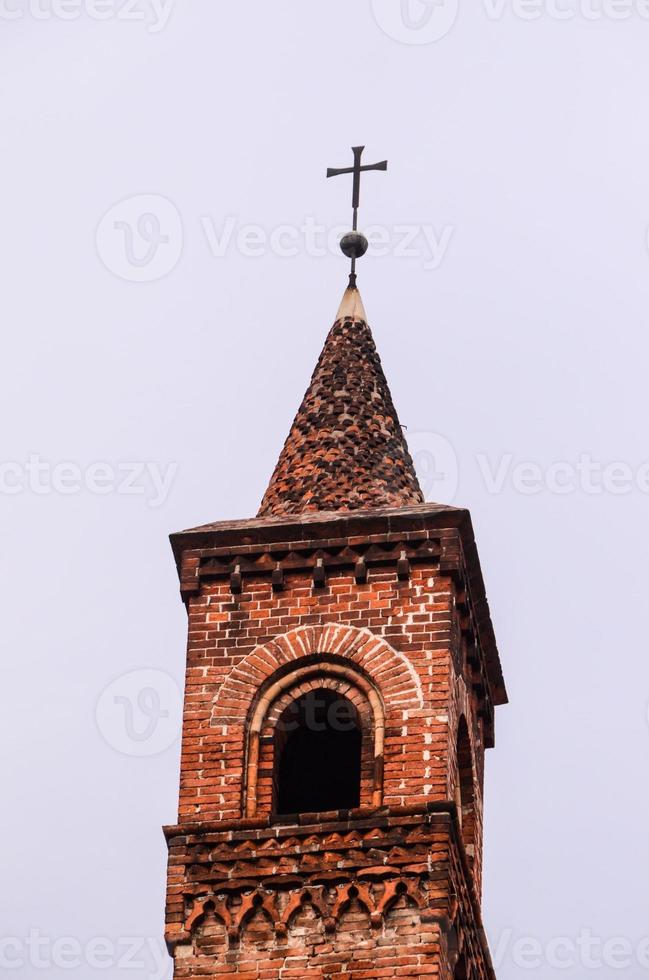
2, 3, 649, 978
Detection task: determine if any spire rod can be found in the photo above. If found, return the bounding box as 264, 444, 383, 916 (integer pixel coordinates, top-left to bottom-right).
327, 145, 388, 280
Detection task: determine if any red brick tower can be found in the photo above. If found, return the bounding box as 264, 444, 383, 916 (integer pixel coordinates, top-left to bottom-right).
164, 281, 507, 980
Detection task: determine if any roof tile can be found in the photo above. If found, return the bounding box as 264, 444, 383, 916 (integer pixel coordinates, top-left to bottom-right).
258, 287, 424, 517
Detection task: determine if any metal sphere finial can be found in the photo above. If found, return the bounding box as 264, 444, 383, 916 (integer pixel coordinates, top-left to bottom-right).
340, 231, 369, 260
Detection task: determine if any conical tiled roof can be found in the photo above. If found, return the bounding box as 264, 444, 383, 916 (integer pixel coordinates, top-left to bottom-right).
258, 284, 424, 517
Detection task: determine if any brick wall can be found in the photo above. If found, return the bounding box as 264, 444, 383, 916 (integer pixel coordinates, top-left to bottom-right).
166, 809, 492, 980
177, 888, 444, 980
165, 506, 503, 979
178, 567, 482, 826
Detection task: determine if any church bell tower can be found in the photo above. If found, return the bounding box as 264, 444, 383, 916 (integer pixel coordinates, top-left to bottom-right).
164, 148, 507, 980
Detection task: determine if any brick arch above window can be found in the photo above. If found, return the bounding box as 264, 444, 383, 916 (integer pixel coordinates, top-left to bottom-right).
212, 624, 424, 731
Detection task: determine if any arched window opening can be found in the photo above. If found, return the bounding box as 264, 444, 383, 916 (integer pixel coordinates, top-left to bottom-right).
273, 689, 362, 815
456, 716, 476, 863
454, 953, 469, 979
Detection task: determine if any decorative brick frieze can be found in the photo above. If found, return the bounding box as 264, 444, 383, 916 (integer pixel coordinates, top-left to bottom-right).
180, 530, 444, 598
165, 806, 495, 980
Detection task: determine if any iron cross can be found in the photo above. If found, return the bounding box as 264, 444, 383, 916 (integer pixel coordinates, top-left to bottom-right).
327, 146, 388, 231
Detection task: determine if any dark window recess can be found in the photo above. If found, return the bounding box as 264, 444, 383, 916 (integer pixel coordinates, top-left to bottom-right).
274, 689, 362, 815
454, 955, 468, 980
